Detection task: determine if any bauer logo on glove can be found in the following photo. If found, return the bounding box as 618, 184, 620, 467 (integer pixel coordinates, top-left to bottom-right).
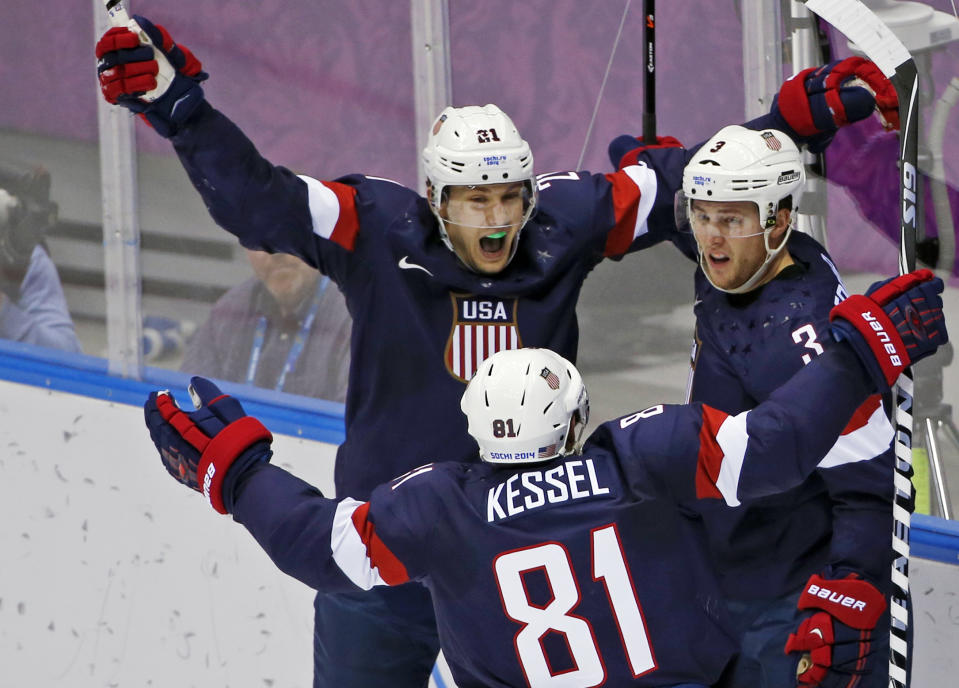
830, 268, 947, 389
785, 573, 888, 687
859, 309, 904, 367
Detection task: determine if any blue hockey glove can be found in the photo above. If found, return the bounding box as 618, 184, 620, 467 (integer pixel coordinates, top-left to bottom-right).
607, 135, 685, 170
785, 573, 887, 688
144, 376, 272, 514
830, 268, 947, 390
96, 16, 208, 137
773, 57, 899, 152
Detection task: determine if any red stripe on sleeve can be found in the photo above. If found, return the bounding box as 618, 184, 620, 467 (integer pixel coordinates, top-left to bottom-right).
350, 502, 410, 586
841, 395, 881, 435
322, 181, 361, 251
603, 171, 641, 257
695, 406, 730, 500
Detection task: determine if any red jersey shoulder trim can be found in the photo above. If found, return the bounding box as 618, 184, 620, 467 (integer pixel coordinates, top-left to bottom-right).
695, 405, 730, 500
350, 502, 410, 586
322, 181, 361, 252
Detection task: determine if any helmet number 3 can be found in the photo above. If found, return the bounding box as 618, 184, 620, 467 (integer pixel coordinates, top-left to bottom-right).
493, 524, 656, 685
492, 418, 518, 438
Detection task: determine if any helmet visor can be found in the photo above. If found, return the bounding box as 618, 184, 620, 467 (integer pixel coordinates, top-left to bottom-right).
440, 181, 535, 231
676, 190, 766, 240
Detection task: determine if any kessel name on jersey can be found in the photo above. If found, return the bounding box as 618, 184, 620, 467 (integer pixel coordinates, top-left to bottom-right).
486, 458, 613, 523
445, 294, 522, 382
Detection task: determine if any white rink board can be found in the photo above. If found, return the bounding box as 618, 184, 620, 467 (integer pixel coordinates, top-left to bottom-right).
911, 557, 959, 687
0, 378, 331, 687
0, 377, 953, 688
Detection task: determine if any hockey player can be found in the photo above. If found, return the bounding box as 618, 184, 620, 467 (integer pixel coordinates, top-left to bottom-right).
608, 61, 907, 688
96, 16, 900, 687
144, 270, 945, 688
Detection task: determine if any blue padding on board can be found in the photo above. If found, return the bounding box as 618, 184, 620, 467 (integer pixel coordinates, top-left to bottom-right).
0, 339, 345, 445
3, 342, 959, 558
912, 513, 959, 565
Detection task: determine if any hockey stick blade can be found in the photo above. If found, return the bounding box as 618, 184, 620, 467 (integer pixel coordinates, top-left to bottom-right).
101, 0, 175, 102
803, 2, 919, 687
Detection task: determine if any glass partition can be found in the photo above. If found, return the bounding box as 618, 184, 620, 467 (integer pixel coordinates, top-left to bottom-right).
0, 0, 956, 518
129, 1, 421, 407
0, 4, 103, 360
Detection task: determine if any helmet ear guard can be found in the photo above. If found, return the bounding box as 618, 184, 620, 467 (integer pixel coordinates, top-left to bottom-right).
461, 348, 589, 465
681, 125, 805, 294
422, 104, 537, 260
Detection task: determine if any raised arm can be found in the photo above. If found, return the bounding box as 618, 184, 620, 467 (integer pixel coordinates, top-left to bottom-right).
594, 270, 945, 507
141, 375, 417, 594
95, 15, 370, 281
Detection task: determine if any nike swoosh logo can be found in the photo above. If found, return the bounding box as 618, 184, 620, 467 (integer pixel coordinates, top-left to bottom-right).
398, 256, 434, 276
169, 94, 191, 117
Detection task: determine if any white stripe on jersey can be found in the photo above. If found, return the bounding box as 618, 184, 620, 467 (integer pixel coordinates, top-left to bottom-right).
330, 498, 386, 590
464, 325, 474, 379
818, 403, 894, 469
715, 411, 750, 507
298, 174, 342, 240
622, 163, 658, 240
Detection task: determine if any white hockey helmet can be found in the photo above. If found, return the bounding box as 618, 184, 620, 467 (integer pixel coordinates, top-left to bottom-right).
460, 348, 589, 465
681, 125, 805, 293
422, 104, 537, 253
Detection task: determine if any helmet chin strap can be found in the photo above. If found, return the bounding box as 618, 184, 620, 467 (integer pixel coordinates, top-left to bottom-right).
700, 225, 793, 295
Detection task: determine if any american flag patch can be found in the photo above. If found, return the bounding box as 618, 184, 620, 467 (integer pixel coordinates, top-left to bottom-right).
540, 367, 560, 390
538, 444, 558, 458
761, 131, 782, 151
445, 295, 522, 382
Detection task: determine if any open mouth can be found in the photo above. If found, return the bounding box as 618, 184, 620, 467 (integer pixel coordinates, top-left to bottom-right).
707, 252, 730, 267
479, 231, 508, 256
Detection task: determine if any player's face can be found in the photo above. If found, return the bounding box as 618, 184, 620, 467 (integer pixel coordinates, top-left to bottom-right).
690, 200, 771, 290
246, 249, 319, 313
441, 182, 527, 274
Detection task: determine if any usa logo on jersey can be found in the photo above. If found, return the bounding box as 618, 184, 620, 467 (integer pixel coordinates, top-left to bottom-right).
445, 294, 522, 382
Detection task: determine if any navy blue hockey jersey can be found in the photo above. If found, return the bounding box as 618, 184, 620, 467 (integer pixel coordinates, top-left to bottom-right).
171, 102, 682, 498
230, 344, 876, 688
687, 231, 896, 598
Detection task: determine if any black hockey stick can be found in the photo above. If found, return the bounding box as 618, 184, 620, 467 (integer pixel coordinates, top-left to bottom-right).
803, 2, 920, 686
642, 0, 656, 143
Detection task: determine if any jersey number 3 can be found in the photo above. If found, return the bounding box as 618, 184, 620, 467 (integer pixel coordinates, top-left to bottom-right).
791, 323, 824, 365
493, 524, 656, 686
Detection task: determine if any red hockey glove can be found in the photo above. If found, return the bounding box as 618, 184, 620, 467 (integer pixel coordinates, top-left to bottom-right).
607, 135, 685, 170
96, 15, 208, 137
830, 268, 947, 389
785, 573, 887, 688
144, 377, 272, 514
773, 57, 899, 152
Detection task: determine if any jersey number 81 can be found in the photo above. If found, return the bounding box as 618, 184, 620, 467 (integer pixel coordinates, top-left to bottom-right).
493, 523, 656, 686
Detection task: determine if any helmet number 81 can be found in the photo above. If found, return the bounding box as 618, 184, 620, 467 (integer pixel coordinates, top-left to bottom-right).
492, 418, 518, 438
493, 524, 655, 685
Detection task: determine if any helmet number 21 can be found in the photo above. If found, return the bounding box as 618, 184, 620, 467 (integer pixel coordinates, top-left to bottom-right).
477, 128, 501, 143
493, 524, 656, 685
